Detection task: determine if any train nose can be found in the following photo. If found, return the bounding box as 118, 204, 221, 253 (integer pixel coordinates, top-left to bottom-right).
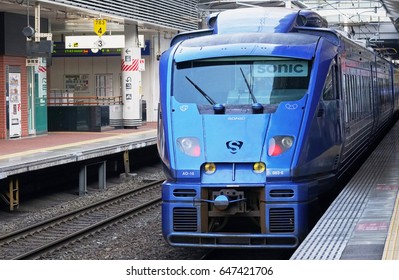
214, 195, 230, 210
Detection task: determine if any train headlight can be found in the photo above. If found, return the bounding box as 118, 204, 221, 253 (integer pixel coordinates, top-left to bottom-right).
204, 162, 216, 174
253, 162, 266, 173
281, 136, 293, 148
268, 136, 294, 156
177, 137, 201, 157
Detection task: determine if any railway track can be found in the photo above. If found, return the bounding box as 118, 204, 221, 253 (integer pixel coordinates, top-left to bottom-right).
0, 180, 163, 260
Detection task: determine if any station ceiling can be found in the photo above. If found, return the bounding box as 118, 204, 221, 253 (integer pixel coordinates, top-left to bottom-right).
381, 0, 399, 19
0, 0, 125, 36
1, 0, 399, 59
0, 0, 184, 37
300, 1, 399, 59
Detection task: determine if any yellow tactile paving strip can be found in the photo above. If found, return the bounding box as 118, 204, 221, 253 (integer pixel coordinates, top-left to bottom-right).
383, 194, 399, 259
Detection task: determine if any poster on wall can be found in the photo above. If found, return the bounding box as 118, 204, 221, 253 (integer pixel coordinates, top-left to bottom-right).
65, 74, 89, 92
8, 72, 22, 138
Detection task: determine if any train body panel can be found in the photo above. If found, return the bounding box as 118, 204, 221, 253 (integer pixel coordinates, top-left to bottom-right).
158, 7, 399, 248
293, 36, 341, 180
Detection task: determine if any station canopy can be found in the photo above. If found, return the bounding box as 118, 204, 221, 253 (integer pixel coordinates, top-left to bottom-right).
198, 1, 399, 61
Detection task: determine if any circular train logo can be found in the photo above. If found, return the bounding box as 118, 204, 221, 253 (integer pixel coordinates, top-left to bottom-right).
285, 103, 298, 110
226, 141, 244, 154
179, 105, 189, 112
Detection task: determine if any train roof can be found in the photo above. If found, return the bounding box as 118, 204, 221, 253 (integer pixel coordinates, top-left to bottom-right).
169, 7, 390, 62
209, 7, 328, 34
173, 32, 320, 62
171, 7, 329, 46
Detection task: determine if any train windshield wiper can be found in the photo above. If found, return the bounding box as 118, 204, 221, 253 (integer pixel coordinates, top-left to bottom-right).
185, 76, 216, 105
240, 67, 258, 104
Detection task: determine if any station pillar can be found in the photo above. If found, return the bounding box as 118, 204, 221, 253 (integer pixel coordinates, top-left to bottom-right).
121, 24, 142, 128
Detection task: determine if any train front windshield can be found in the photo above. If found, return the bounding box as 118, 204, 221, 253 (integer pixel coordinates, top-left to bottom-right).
173, 57, 310, 105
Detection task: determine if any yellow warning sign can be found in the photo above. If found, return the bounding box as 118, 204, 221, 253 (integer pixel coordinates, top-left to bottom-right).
94, 19, 107, 36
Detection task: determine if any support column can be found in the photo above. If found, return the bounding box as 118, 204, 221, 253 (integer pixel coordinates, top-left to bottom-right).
123, 150, 130, 175
79, 161, 107, 195
9, 178, 19, 211
79, 165, 87, 196
0, 178, 20, 211
98, 162, 106, 191
121, 24, 142, 128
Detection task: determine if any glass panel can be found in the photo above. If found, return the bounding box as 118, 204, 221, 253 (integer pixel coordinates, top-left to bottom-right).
173, 57, 310, 106
95, 74, 113, 97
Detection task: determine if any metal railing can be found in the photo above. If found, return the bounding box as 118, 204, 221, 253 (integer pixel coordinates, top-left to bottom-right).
48, 90, 122, 106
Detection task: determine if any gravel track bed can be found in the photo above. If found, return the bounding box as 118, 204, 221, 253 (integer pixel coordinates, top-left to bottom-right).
0, 165, 208, 260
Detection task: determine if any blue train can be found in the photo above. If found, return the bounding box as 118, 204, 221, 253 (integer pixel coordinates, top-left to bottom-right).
157, 7, 399, 248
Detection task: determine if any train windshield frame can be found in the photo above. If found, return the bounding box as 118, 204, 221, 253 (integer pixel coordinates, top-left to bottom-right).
172, 56, 311, 106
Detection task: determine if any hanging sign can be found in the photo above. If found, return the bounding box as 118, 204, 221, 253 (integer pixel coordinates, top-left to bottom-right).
65, 35, 125, 49
94, 19, 107, 36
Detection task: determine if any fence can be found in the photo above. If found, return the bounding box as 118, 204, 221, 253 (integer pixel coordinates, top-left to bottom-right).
48, 89, 122, 106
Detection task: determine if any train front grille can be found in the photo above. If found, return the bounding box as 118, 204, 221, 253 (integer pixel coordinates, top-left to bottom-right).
173, 207, 198, 232
269, 208, 295, 232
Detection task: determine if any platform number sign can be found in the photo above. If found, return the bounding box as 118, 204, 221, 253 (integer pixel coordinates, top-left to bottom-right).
94, 19, 107, 36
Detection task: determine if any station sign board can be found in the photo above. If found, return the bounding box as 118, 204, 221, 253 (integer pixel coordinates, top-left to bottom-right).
55, 39, 150, 57
26, 58, 40, 66
65, 35, 125, 49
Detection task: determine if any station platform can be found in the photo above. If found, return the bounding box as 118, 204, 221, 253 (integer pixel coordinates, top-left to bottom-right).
291, 120, 399, 260
0, 123, 157, 180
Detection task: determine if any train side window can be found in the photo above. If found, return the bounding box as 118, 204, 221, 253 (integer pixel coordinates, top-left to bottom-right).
343, 74, 349, 123
322, 66, 336, 101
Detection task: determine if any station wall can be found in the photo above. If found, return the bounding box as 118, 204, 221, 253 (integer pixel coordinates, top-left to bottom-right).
0, 56, 28, 139
49, 34, 172, 123
50, 56, 121, 99
0, 12, 47, 139
0, 9, 182, 139
142, 34, 172, 122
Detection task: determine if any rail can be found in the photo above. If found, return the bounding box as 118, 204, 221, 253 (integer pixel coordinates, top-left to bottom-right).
0, 180, 163, 260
